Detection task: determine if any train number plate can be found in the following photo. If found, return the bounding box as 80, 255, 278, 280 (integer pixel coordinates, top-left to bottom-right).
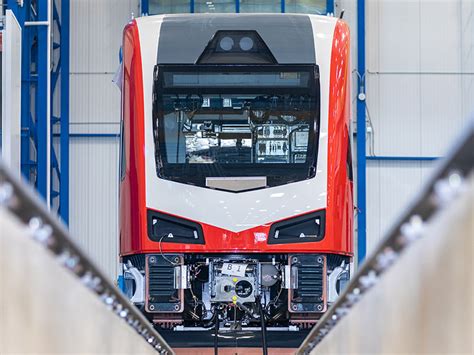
221, 263, 248, 277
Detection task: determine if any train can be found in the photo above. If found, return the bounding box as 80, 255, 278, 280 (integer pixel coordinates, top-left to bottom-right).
119, 13, 353, 348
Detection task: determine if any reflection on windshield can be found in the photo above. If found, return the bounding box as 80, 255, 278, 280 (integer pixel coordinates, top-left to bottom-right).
161, 94, 313, 166
153, 66, 320, 188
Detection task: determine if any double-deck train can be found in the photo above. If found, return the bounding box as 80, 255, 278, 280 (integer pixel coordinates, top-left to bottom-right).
119, 13, 353, 347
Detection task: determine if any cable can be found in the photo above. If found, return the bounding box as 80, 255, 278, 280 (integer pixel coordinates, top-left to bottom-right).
365, 102, 376, 156
353, 68, 377, 157
202, 307, 217, 328
158, 235, 179, 266
214, 307, 220, 355
258, 296, 268, 355
265, 286, 283, 315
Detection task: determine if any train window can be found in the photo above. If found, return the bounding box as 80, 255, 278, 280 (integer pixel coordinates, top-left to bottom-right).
153, 65, 320, 189
285, 0, 327, 15
149, 0, 189, 14
239, 0, 281, 13
147, 0, 328, 15
195, 0, 235, 13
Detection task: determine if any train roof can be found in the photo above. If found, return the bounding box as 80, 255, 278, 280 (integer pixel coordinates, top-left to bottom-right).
135, 13, 341, 65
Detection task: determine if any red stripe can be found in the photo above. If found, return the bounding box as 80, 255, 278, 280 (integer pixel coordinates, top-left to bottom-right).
326, 20, 354, 256
120, 20, 147, 255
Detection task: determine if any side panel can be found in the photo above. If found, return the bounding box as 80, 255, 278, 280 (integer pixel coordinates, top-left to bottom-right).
326, 20, 353, 255
120, 21, 147, 256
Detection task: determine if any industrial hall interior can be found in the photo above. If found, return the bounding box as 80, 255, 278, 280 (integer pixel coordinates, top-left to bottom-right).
0, 0, 473, 354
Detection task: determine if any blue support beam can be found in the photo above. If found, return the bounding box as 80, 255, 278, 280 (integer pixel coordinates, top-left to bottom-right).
367, 156, 440, 162
9, 0, 69, 223
36, 0, 49, 200
53, 133, 120, 138
142, 0, 149, 15
60, 0, 70, 224
356, 0, 367, 265
326, 0, 334, 14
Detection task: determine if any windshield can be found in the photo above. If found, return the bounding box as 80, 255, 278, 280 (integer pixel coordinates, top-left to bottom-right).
153, 65, 320, 189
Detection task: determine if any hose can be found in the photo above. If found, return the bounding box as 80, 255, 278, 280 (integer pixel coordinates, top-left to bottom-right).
214, 308, 219, 355
258, 297, 268, 355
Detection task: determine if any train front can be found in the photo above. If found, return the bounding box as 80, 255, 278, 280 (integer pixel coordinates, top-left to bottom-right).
120, 14, 353, 347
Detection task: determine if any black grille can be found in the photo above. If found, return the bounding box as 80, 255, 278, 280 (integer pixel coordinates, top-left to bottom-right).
290, 254, 326, 313
146, 254, 182, 313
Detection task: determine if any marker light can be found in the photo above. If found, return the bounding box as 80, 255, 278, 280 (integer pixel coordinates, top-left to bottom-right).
239, 36, 254, 51
219, 36, 234, 51
197, 30, 277, 64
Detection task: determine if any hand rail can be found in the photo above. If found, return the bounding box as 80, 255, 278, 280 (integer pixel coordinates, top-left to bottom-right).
298, 119, 473, 354
0, 162, 174, 355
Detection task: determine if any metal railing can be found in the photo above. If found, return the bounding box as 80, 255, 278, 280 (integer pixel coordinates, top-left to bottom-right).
0, 164, 174, 355
298, 119, 474, 354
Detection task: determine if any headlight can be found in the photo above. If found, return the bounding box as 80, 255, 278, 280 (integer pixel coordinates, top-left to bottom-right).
147, 210, 205, 244
268, 210, 325, 244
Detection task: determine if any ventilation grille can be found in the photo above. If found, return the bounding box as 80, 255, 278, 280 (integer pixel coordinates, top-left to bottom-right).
290, 254, 326, 313
146, 254, 183, 313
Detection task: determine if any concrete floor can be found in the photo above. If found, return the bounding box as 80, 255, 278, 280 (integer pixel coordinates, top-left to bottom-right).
175, 349, 295, 355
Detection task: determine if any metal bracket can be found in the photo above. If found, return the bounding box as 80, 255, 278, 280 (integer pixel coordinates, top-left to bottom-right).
125, 261, 145, 304
174, 265, 190, 289
327, 262, 347, 303
282, 265, 292, 289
